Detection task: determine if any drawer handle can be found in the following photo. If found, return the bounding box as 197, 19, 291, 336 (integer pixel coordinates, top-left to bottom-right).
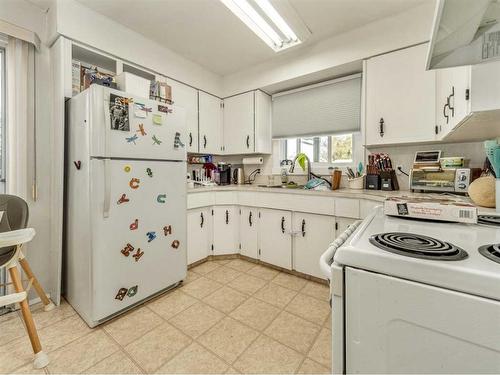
281, 217, 285, 233
301, 219, 306, 237
200, 212, 204, 228
226, 210, 229, 224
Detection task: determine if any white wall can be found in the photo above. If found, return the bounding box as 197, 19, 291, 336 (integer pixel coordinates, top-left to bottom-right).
222, 2, 435, 96
0, 0, 57, 302
51, 0, 223, 96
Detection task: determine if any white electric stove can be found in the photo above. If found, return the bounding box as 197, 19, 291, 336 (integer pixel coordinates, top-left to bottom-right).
320, 206, 500, 374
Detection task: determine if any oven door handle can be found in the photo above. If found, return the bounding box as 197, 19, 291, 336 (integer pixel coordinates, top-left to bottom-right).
319, 220, 363, 281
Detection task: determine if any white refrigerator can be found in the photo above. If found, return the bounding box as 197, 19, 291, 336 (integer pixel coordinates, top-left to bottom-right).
65, 85, 187, 327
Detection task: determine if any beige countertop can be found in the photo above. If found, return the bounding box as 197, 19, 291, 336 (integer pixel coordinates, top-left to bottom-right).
187, 184, 498, 215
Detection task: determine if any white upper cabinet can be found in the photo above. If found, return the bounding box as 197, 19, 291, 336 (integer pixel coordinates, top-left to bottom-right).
199, 92, 223, 154
223, 92, 254, 154
169, 80, 199, 153
254, 90, 272, 154
435, 66, 471, 137
365, 44, 436, 146
222, 90, 272, 155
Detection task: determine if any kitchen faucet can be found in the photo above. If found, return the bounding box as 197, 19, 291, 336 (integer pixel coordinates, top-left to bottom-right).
289, 154, 312, 182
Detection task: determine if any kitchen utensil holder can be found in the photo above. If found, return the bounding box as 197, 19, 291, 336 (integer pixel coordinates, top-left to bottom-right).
365, 174, 380, 190
331, 170, 342, 190
380, 170, 399, 191
348, 175, 365, 190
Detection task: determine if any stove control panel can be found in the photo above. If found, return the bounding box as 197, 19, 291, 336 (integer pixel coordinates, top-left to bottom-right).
454, 169, 471, 192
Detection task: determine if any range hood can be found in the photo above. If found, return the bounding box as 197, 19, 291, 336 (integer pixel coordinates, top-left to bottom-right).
427, 0, 500, 70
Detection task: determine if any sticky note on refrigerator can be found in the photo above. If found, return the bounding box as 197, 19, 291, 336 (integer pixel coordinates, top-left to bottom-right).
153, 114, 162, 125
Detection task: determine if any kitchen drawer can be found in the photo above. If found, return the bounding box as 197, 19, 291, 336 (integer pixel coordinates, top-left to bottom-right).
187, 192, 215, 209
360, 199, 381, 218
257, 193, 335, 216
334, 198, 360, 219
238, 191, 258, 206
215, 191, 239, 205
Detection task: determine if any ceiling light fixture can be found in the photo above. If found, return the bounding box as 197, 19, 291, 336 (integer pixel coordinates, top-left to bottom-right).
254, 0, 298, 43
220, 0, 301, 52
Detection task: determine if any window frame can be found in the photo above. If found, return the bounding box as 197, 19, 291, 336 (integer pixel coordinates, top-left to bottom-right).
279, 132, 358, 174
0, 45, 5, 185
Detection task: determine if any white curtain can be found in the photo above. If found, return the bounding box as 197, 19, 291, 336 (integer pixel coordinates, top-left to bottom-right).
6, 36, 35, 200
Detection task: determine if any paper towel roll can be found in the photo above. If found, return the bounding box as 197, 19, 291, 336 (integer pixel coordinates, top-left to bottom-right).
242, 157, 263, 165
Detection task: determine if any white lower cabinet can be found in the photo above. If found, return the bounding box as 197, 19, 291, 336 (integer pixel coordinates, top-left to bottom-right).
239, 206, 259, 259
293, 213, 336, 279
187, 208, 211, 265
335, 217, 359, 238
212, 205, 239, 255
259, 208, 292, 270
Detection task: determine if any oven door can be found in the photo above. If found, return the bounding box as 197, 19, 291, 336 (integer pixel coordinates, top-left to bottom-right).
345, 267, 500, 374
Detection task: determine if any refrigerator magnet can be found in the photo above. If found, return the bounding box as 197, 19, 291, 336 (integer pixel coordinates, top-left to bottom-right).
146, 168, 153, 177
124, 165, 131, 173
152, 135, 162, 145
171, 240, 180, 249
127, 286, 138, 298
121, 243, 134, 257
115, 288, 128, 301
146, 231, 157, 242
152, 114, 162, 125
110, 94, 130, 131
129, 178, 140, 189
126, 134, 139, 145
163, 225, 172, 236
129, 219, 139, 230
156, 194, 166, 203
132, 248, 144, 262
117, 194, 130, 204
158, 105, 172, 114
134, 103, 147, 118
136, 123, 147, 136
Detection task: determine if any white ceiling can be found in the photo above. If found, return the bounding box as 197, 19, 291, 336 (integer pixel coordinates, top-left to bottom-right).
71, 0, 430, 76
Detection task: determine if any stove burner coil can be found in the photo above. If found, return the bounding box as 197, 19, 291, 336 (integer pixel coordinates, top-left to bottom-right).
478, 215, 500, 227
478, 244, 500, 264
369, 232, 468, 260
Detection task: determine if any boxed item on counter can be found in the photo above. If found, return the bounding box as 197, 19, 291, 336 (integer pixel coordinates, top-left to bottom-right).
384, 196, 478, 224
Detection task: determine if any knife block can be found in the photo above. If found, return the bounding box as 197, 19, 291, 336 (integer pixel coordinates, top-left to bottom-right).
365, 174, 381, 190
380, 170, 399, 191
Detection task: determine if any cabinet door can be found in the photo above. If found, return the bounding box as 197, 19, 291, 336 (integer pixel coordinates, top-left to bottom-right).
240, 206, 259, 259
170, 80, 199, 153
255, 90, 272, 154
187, 208, 211, 265
213, 205, 239, 255
435, 66, 471, 137
199, 91, 223, 154
365, 44, 436, 145
223, 92, 254, 154
335, 217, 358, 238
293, 213, 335, 279
259, 209, 292, 269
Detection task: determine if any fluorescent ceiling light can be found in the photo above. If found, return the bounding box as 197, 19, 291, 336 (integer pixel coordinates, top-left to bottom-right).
254, 0, 298, 42
220, 0, 302, 52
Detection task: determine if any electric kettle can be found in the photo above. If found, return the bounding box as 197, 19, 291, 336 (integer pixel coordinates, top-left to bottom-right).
233, 168, 245, 185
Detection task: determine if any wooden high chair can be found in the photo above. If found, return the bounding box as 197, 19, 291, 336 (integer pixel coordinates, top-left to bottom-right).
0, 195, 54, 369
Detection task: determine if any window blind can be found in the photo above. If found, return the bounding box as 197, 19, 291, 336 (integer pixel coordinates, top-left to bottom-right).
272, 74, 361, 138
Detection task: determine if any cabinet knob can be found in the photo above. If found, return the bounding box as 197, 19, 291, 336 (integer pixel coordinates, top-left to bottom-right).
301, 219, 306, 237
200, 212, 204, 228
249, 211, 253, 226
226, 210, 229, 224
189, 132, 193, 147
246, 135, 250, 148
203, 135, 207, 148
281, 217, 285, 233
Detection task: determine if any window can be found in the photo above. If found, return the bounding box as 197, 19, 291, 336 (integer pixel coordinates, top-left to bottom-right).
281, 133, 355, 165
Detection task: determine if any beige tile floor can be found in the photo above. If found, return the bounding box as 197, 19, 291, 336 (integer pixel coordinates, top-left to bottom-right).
0, 259, 332, 374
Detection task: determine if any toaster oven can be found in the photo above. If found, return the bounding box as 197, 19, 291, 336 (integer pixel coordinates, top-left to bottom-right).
410, 168, 481, 194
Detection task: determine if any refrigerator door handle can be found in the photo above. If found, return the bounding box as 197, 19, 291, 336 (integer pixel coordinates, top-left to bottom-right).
103, 159, 111, 218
